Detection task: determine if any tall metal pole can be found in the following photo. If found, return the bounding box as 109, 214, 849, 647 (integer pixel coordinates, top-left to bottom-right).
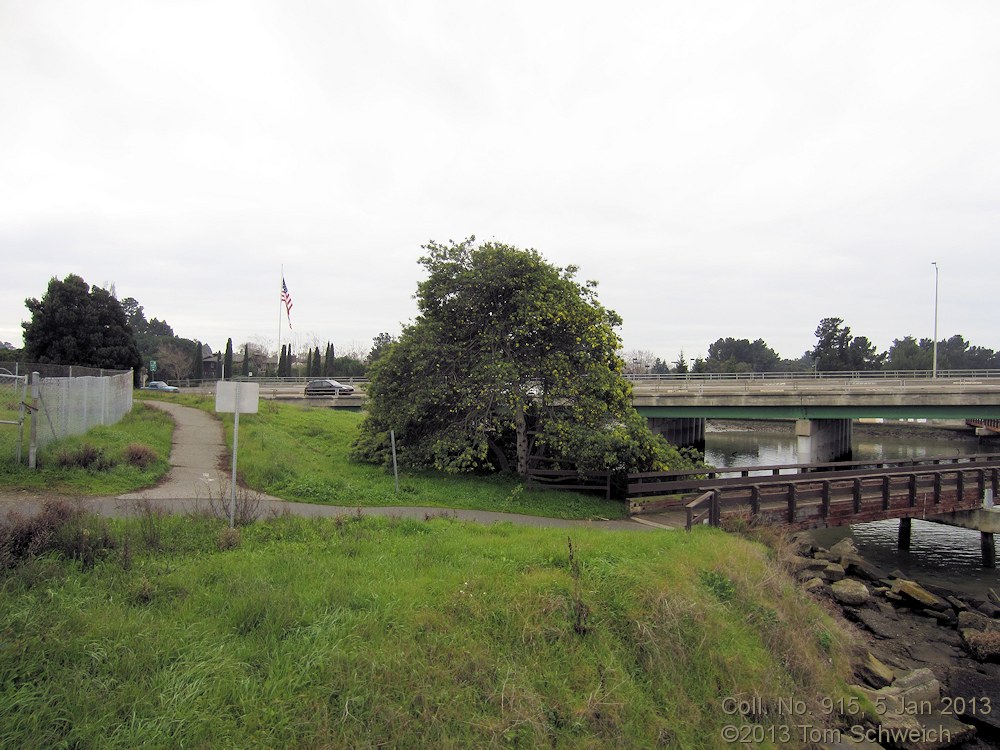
931, 261, 939, 378
277, 265, 283, 376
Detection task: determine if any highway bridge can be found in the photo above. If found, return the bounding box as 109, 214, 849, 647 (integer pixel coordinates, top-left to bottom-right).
629, 371, 1000, 463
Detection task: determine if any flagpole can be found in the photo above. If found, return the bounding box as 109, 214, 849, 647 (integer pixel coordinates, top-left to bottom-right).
277, 265, 283, 376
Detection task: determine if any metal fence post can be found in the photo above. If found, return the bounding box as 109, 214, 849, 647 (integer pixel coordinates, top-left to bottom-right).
28, 372, 39, 469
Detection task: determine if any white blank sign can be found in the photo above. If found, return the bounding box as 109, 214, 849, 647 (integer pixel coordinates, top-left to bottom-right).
215, 381, 260, 414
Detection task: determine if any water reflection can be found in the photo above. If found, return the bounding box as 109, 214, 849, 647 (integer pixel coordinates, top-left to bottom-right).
704, 424, 999, 598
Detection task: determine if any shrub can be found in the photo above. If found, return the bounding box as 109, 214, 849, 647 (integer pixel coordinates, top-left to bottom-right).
0, 500, 116, 569
55, 444, 116, 471
217, 526, 241, 551
123, 443, 158, 469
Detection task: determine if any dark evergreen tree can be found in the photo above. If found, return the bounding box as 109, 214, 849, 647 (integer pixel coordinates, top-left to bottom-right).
279, 345, 287, 377
23, 274, 142, 373
324, 343, 335, 376
305, 349, 313, 377
312, 346, 322, 376
224, 338, 233, 380
192, 342, 204, 380
241, 344, 250, 376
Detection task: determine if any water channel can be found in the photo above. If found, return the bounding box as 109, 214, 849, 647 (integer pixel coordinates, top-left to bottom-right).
703, 421, 1000, 598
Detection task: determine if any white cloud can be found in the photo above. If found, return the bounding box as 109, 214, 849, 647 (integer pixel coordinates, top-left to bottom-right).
2, 0, 998, 361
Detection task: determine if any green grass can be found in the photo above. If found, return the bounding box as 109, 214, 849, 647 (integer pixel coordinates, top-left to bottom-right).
0, 509, 855, 749
0, 402, 173, 495
221, 399, 628, 520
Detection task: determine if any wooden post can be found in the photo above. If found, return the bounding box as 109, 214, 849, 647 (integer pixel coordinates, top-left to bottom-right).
933, 472, 942, 505
908, 474, 917, 507
957, 471, 965, 504
881, 476, 891, 510
787, 483, 797, 524
821, 480, 831, 518
711, 490, 720, 527
982, 532, 996, 569
750, 485, 760, 517
898, 517, 912, 551
853, 478, 862, 513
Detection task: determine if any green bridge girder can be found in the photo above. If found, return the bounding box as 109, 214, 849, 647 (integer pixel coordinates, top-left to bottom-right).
634, 405, 1000, 420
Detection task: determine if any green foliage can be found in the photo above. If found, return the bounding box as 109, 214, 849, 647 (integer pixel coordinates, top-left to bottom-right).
22, 274, 142, 372
704, 337, 782, 373
886, 334, 999, 371
223, 338, 233, 380
190, 340, 204, 381
354, 237, 693, 478
367, 331, 396, 363
810, 317, 886, 371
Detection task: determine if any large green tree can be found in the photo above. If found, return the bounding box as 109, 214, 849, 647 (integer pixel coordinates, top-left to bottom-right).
704, 337, 781, 373
353, 237, 695, 478
810, 317, 885, 371
22, 274, 142, 372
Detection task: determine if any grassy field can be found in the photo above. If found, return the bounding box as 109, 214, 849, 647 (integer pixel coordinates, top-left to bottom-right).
0, 402, 173, 495
0, 506, 856, 749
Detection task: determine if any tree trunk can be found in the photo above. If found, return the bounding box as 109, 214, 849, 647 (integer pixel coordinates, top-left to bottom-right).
515, 401, 528, 477
486, 436, 511, 475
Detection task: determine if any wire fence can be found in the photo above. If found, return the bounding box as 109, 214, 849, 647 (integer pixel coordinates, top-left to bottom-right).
0, 365, 135, 466
33, 370, 134, 451
0, 372, 28, 464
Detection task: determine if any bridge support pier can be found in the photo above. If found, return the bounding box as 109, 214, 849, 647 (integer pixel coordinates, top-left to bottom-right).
796, 418, 853, 464
647, 417, 705, 452
983, 533, 996, 569
898, 517, 912, 551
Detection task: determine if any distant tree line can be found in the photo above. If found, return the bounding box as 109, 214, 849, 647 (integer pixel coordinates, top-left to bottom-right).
631, 316, 1000, 374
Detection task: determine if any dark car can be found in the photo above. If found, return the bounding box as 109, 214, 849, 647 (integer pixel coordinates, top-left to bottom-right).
142, 381, 179, 393
304, 379, 355, 396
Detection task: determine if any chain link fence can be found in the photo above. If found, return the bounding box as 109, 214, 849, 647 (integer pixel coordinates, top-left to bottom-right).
33, 370, 134, 452
0, 371, 28, 464
0, 364, 135, 466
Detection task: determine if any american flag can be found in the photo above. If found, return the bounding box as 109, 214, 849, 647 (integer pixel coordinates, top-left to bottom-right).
281, 277, 293, 328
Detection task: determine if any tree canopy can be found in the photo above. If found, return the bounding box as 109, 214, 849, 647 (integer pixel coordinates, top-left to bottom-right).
704, 337, 782, 373
352, 237, 697, 479
809, 317, 886, 372
22, 274, 142, 372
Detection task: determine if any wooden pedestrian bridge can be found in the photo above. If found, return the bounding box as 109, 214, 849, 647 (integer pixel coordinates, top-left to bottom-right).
621, 453, 1000, 565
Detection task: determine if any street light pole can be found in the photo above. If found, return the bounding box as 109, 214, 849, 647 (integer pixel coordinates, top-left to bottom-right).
931, 261, 939, 378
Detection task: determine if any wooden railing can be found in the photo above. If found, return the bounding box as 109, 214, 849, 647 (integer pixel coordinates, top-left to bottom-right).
525, 469, 612, 500
679, 464, 1000, 531
968, 419, 1000, 433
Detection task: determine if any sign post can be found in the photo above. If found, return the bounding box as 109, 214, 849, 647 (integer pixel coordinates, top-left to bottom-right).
215, 381, 260, 526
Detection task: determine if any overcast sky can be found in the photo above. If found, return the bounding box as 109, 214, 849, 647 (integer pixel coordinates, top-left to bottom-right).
2, 1, 998, 364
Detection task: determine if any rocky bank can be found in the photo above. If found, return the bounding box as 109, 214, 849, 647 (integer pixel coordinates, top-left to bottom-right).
790, 534, 1000, 749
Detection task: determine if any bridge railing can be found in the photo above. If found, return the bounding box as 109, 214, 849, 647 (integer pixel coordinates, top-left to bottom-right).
626, 369, 1000, 382
664, 462, 1000, 531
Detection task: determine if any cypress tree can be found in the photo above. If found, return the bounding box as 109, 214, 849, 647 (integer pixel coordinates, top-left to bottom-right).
312, 346, 322, 376
305, 349, 313, 378
192, 342, 204, 381
279, 345, 287, 378
224, 338, 233, 380
241, 344, 250, 376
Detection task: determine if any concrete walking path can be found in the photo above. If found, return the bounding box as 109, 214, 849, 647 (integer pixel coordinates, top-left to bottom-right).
3, 401, 683, 531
